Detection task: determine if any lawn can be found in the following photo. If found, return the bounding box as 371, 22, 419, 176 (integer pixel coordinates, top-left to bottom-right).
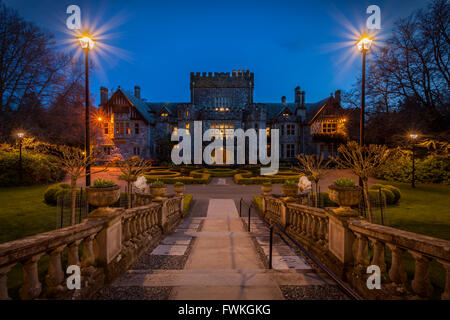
373, 181, 450, 241
0, 185, 56, 244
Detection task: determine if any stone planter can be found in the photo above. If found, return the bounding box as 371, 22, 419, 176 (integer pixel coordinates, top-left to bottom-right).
261, 184, 272, 195
328, 185, 361, 216
173, 184, 184, 196
150, 186, 167, 201
282, 185, 297, 197
87, 185, 121, 208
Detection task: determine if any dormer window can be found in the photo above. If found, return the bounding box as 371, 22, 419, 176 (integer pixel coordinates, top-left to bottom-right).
282, 112, 290, 117
161, 112, 168, 117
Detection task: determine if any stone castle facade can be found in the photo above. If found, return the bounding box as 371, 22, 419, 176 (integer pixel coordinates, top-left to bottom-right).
97, 70, 350, 163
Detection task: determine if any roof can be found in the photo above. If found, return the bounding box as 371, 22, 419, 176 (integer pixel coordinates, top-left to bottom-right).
265, 103, 298, 120
121, 90, 155, 123
146, 102, 180, 115
305, 98, 330, 123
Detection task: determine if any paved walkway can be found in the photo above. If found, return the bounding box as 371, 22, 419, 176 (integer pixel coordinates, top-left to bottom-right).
97, 198, 347, 300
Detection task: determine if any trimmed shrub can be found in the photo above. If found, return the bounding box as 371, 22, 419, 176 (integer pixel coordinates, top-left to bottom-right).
370, 184, 401, 204
381, 188, 396, 205
0, 151, 66, 187
44, 183, 77, 205
368, 190, 386, 203
383, 185, 401, 203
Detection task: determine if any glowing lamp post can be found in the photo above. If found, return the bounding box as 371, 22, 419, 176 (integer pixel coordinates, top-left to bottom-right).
409, 134, 419, 188
79, 35, 94, 187
356, 36, 373, 147
17, 132, 24, 184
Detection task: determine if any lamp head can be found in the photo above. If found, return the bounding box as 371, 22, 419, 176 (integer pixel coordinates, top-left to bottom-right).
410, 134, 419, 140
357, 37, 373, 52
79, 36, 94, 50
17, 132, 24, 139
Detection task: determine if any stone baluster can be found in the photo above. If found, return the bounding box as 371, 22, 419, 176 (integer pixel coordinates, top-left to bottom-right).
310, 216, 318, 240
355, 234, 369, 266
301, 212, 307, 235
438, 260, 450, 300
68, 240, 82, 266
81, 235, 96, 268
123, 218, 131, 242
0, 264, 15, 300
387, 244, 407, 285
318, 217, 325, 245
19, 253, 44, 300
410, 252, 433, 298
45, 245, 66, 293
142, 212, 149, 234
369, 238, 386, 272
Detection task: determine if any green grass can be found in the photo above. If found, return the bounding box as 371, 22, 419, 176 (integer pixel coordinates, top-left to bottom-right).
183, 194, 193, 215
372, 181, 450, 241
0, 185, 56, 244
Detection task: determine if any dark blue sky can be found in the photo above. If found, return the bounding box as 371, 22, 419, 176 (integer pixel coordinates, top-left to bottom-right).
7, 0, 427, 105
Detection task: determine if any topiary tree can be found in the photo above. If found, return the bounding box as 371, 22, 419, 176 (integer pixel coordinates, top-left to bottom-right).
49, 146, 107, 225
296, 154, 330, 207
330, 141, 391, 223
114, 156, 152, 208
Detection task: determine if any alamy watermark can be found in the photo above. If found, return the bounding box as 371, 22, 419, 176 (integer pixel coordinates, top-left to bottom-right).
366, 5, 381, 30
171, 121, 280, 175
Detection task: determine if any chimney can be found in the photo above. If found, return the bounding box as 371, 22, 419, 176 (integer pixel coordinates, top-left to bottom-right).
301, 91, 305, 107
134, 86, 141, 99
281, 96, 286, 104
100, 87, 108, 105
295, 86, 301, 106
334, 90, 341, 105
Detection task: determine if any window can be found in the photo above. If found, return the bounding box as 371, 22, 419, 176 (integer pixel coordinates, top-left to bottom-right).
103, 123, 109, 134
103, 146, 112, 155
287, 124, 295, 135
281, 144, 285, 158
210, 122, 234, 139
322, 121, 337, 133
266, 126, 270, 136
186, 123, 190, 135
126, 122, 131, 135
116, 122, 124, 135
286, 144, 295, 158
161, 112, 168, 117
173, 126, 178, 135
135, 122, 140, 134
133, 147, 141, 155
281, 125, 285, 136
186, 111, 189, 117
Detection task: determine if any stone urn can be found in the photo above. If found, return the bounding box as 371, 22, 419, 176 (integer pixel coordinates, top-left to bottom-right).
261, 184, 272, 195
173, 184, 185, 196
87, 185, 121, 208
328, 185, 361, 216
150, 185, 167, 201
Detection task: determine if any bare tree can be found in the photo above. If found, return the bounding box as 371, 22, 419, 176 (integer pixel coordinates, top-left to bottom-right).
296, 154, 330, 207
115, 156, 152, 208
330, 141, 391, 222
50, 146, 107, 225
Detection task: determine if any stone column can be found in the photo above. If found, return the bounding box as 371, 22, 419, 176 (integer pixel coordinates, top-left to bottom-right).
0, 264, 14, 300
325, 209, 359, 265
88, 208, 123, 266
439, 260, 450, 300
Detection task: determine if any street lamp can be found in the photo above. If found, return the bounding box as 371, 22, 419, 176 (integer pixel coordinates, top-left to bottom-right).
17, 132, 24, 184
409, 133, 419, 188
356, 35, 373, 191
356, 35, 373, 147
79, 35, 95, 187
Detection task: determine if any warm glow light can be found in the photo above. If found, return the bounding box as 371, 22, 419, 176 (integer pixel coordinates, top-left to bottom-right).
357, 37, 373, 52
410, 134, 419, 139
79, 36, 95, 50
17, 132, 24, 138
98, 117, 102, 121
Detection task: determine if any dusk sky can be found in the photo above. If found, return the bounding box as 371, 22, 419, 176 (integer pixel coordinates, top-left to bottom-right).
7, 0, 427, 105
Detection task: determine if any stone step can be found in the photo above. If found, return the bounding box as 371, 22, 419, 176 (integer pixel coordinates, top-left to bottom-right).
111, 269, 332, 288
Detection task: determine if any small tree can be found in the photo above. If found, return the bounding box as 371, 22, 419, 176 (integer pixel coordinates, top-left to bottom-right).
50, 146, 107, 225
115, 156, 152, 208
296, 154, 330, 207
330, 141, 391, 222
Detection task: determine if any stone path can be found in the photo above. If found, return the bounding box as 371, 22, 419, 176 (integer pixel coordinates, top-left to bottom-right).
95, 199, 348, 300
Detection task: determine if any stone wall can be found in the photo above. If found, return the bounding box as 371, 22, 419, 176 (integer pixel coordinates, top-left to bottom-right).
260, 196, 450, 300
0, 196, 184, 300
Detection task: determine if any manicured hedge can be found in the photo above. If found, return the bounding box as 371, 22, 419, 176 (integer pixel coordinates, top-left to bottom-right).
369, 184, 401, 204
234, 170, 302, 185
44, 183, 72, 205
145, 171, 211, 184
0, 151, 66, 187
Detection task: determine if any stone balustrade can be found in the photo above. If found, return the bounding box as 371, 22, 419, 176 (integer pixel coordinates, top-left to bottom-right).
0, 196, 184, 300
260, 195, 450, 300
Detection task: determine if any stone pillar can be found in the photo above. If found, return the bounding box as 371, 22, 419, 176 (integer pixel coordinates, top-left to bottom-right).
326, 209, 359, 265
88, 208, 123, 266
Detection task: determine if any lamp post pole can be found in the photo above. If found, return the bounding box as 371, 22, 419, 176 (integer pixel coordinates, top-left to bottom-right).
84, 48, 91, 187
411, 141, 416, 188
19, 137, 23, 184
360, 50, 366, 147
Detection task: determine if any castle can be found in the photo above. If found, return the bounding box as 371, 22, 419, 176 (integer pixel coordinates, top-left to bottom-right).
97, 70, 352, 163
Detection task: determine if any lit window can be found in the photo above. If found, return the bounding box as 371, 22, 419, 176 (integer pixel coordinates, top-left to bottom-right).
266, 127, 270, 136
126, 122, 130, 135
186, 123, 190, 135
161, 113, 168, 117
173, 126, 178, 135
103, 123, 109, 134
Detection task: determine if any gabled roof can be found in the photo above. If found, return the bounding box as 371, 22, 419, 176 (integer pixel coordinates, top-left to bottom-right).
146, 102, 180, 116
265, 103, 298, 120
305, 98, 330, 123
120, 90, 155, 123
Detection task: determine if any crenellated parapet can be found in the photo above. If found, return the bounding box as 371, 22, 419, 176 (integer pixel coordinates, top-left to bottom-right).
190, 70, 254, 88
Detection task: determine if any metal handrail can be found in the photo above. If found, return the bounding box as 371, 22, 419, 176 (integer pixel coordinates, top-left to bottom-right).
267, 221, 363, 300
